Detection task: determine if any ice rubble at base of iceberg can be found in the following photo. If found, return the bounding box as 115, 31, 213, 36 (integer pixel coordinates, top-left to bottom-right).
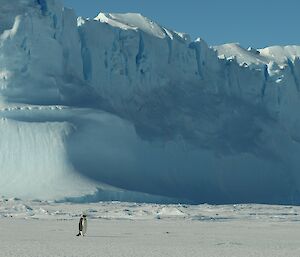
0, 0, 300, 204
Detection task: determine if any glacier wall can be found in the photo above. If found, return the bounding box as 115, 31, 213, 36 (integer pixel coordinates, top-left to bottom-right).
0, 0, 300, 204
0, 113, 97, 199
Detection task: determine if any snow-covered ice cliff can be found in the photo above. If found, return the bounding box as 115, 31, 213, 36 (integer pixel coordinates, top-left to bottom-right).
1, 0, 300, 204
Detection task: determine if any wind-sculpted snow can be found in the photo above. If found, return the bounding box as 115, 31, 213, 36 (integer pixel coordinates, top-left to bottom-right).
3, 199, 300, 257
0, 0, 300, 204
2, 197, 300, 222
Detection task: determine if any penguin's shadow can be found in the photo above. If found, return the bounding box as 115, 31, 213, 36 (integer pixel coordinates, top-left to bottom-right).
85, 235, 128, 238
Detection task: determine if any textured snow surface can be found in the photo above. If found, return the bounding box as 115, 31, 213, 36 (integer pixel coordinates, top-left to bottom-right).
95, 13, 169, 39
2, 197, 300, 222
1, 0, 300, 204
1, 199, 300, 257
214, 43, 300, 67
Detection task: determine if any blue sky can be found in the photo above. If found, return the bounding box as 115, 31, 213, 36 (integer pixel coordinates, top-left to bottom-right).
63, 0, 300, 48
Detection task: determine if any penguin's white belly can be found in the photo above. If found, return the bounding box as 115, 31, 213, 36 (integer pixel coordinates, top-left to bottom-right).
82, 219, 87, 235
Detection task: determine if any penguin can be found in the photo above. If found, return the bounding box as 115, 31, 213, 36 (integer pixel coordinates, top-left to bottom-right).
76, 214, 87, 236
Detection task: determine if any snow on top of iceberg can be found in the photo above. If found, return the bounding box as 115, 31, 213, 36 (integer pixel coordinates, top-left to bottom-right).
214, 43, 300, 68
94, 12, 165, 38
213, 43, 269, 67
259, 45, 300, 64
94, 12, 186, 41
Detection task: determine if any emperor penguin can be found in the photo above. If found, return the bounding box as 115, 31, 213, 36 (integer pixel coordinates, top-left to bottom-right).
76, 213, 87, 236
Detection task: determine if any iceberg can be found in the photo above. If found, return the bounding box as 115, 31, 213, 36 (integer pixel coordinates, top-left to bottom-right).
1, 0, 300, 204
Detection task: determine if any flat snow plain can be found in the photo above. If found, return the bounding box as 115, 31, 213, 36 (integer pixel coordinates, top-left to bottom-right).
1, 198, 300, 257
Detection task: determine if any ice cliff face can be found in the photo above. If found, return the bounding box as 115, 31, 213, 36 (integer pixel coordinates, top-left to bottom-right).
1, 0, 300, 204
0, 0, 87, 104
